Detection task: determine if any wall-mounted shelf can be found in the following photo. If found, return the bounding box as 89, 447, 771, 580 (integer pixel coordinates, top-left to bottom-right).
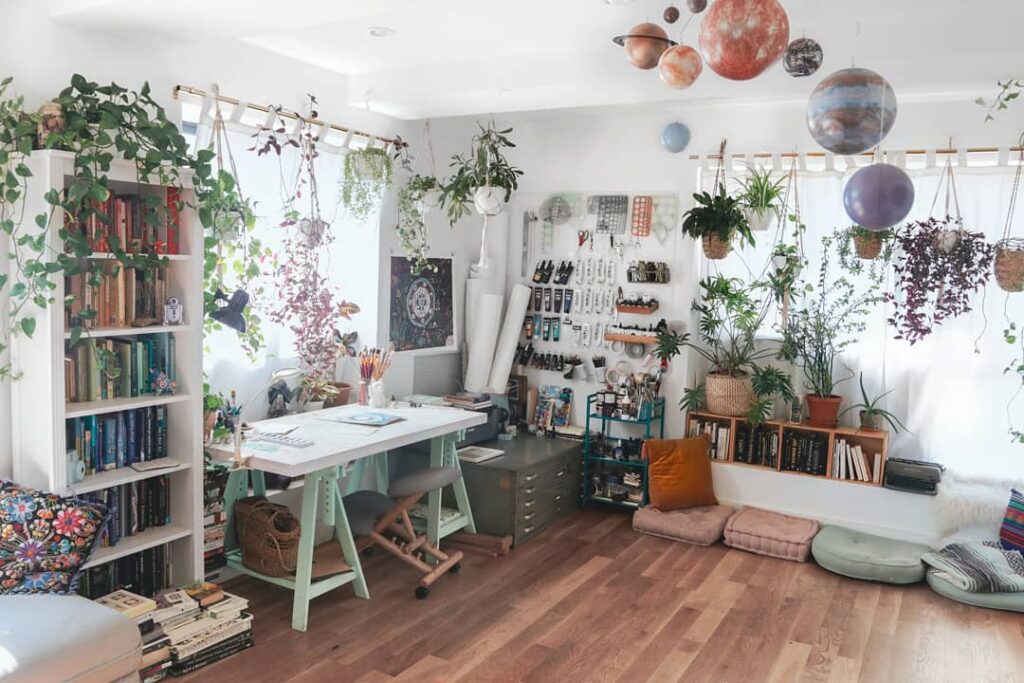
604, 333, 657, 345
687, 410, 890, 487
615, 303, 659, 315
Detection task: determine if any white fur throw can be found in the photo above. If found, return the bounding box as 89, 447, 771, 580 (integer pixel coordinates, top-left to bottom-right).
937, 471, 1022, 538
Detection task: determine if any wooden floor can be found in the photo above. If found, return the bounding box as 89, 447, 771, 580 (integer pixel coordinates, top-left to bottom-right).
182, 509, 1024, 683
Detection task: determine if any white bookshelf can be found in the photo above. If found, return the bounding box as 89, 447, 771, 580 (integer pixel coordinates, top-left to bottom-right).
9, 149, 204, 585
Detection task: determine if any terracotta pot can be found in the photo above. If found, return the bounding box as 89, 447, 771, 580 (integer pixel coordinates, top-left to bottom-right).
806, 394, 842, 427
702, 233, 732, 260
705, 372, 752, 416
859, 410, 883, 431
323, 382, 353, 408
853, 232, 883, 259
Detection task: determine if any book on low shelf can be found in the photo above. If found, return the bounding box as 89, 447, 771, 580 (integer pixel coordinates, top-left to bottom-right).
79, 543, 172, 599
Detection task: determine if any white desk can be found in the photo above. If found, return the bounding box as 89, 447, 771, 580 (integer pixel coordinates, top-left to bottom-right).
207, 404, 486, 631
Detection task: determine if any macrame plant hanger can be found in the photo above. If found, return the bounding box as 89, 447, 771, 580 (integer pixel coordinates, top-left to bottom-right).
210, 84, 248, 283
772, 156, 804, 329
995, 145, 1024, 293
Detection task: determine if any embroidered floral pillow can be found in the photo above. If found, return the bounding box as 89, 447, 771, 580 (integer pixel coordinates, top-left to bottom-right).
0, 480, 108, 594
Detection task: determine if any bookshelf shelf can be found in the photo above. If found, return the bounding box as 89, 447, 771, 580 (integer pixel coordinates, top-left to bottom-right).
84, 252, 194, 261
688, 410, 889, 487
65, 392, 192, 419
64, 324, 193, 340
69, 459, 192, 496
10, 149, 204, 593
82, 524, 193, 570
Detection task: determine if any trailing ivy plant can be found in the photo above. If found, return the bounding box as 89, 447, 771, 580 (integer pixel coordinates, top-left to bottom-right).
396, 173, 440, 274
340, 146, 392, 221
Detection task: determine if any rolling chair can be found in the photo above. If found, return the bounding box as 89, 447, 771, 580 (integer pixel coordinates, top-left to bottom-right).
343, 466, 464, 599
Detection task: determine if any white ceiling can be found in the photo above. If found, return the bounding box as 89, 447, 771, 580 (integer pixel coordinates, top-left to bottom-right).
48, 0, 1024, 120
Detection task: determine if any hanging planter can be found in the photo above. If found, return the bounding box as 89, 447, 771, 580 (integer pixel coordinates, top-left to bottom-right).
397, 174, 442, 274
851, 226, 888, 260
441, 121, 523, 228
995, 238, 1024, 292
739, 165, 785, 232
683, 188, 754, 261
340, 146, 393, 221
701, 233, 732, 259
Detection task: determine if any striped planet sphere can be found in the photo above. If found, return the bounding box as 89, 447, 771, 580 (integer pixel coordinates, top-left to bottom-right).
806, 67, 898, 155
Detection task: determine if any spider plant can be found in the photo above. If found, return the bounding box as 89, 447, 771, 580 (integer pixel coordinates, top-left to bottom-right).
839, 372, 908, 432
738, 165, 785, 216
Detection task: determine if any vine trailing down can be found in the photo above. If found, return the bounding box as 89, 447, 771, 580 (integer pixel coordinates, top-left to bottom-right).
251, 97, 360, 385
0, 74, 263, 379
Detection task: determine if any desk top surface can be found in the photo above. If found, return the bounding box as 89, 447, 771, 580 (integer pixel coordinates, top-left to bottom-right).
207, 404, 487, 476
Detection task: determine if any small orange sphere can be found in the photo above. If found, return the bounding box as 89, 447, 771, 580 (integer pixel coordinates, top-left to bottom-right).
658, 44, 703, 89
624, 22, 670, 70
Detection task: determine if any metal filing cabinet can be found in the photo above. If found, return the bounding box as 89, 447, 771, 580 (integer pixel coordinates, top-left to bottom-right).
456, 437, 581, 546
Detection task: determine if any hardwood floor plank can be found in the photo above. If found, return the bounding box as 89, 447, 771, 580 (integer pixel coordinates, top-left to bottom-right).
176, 510, 1019, 683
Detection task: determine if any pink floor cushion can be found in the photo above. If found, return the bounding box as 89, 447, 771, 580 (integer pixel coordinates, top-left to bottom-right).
724, 507, 820, 562
632, 504, 736, 546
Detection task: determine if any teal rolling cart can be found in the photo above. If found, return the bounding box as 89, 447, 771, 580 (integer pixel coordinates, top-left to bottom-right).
582, 394, 665, 509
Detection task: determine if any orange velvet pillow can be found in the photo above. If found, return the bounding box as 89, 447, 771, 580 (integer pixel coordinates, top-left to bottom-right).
646, 436, 718, 511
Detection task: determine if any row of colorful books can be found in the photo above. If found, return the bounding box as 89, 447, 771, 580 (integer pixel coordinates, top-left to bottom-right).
65, 264, 171, 330
95, 580, 252, 682
65, 333, 176, 403
65, 189, 181, 257
80, 478, 171, 548
78, 543, 171, 600
66, 405, 169, 474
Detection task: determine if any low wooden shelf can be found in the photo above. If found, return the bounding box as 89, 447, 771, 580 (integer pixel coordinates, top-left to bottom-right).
687, 410, 890, 487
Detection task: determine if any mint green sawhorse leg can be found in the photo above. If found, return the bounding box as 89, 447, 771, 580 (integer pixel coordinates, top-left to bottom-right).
344, 452, 389, 495
426, 432, 477, 553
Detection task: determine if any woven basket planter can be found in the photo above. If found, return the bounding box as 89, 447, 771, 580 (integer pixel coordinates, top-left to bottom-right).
994, 239, 1024, 293
853, 232, 883, 260
235, 496, 301, 577
705, 373, 752, 416
702, 234, 732, 260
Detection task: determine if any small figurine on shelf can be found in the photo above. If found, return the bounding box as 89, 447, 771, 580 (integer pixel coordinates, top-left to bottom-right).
150, 369, 177, 395
163, 296, 184, 325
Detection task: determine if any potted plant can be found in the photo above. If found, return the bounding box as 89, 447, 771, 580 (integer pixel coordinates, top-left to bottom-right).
441, 121, 523, 226
739, 165, 785, 232
886, 217, 994, 344
297, 374, 339, 412
995, 237, 1024, 292
846, 225, 892, 260
681, 187, 755, 260
839, 373, 908, 432
397, 174, 442, 274
659, 275, 794, 424
340, 146, 393, 220
782, 235, 884, 427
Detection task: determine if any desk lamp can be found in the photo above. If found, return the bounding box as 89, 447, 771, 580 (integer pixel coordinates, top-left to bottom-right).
231, 366, 302, 468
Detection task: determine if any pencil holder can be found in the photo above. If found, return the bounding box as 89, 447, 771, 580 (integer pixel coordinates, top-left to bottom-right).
358, 380, 369, 406
369, 380, 388, 408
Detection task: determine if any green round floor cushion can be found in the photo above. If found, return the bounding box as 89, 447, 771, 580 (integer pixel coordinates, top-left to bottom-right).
811, 525, 929, 584
926, 570, 1024, 613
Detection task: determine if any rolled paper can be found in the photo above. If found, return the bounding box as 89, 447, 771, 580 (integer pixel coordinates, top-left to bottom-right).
464, 294, 503, 393
487, 284, 531, 393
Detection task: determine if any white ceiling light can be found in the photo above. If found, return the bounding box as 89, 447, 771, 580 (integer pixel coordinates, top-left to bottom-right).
368, 26, 396, 38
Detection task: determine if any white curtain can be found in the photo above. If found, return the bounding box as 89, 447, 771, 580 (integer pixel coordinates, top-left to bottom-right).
190, 98, 380, 419
700, 156, 1024, 479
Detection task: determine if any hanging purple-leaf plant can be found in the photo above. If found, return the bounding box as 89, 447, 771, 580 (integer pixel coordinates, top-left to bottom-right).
886, 217, 994, 344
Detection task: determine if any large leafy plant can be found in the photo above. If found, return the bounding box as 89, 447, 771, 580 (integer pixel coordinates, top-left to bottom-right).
661, 275, 794, 424
681, 187, 755, 246
441, 121, 523, 227
781, 234, 884, 397
340, 146, 392, 221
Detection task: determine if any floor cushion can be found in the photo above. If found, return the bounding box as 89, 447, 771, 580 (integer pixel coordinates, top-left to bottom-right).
645, 436, 717, 511
724, 507, 819, 562
632, 504, 735, 546
926, 569, 1024, 613
811, 525, 929, 584
999, 488, 1024, 552
0, 480, 108, 594
0, 594, 142, 682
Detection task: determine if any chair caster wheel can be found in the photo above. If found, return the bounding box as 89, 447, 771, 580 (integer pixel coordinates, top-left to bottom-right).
415, 586, 430, 600
450, 562, 461, 574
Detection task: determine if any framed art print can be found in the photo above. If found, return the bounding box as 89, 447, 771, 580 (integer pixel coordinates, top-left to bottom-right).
389, 256, 455, 351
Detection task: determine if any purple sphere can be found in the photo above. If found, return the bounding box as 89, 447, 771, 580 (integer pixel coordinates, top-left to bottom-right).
844, 164, 915, 230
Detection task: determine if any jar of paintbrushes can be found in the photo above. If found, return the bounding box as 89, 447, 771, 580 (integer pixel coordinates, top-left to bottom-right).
358, 346, 393, 407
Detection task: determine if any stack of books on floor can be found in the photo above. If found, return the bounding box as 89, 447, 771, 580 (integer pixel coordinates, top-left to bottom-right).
833, 438, 883, 483
152, 582, 254, 677
203, 468, 229, 581
96, 589, 173, 682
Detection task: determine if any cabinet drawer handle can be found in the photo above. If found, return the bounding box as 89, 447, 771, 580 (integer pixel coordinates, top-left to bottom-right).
554, 494, 563, 502
523, 473, 538, 482
523, 512, 536, 521
524, 500, 535, 508
554, 469, 566, 478
524, 486, 536, 495
523, 526, 534, 535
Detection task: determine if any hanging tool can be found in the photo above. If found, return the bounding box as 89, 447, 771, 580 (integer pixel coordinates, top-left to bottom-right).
522, 211, 537, 278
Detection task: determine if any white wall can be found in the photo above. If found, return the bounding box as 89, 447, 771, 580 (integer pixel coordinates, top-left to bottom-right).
0, 2, 412, 477
414, 94, 1024, 543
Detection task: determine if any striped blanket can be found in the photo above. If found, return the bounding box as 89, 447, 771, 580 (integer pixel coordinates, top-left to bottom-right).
922, 542, 1024, 593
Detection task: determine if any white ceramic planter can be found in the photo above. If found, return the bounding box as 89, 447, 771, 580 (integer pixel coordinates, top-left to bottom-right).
744, 207, 777, 232
299, 217, 328, 248
302, 400, 325, 413
473, 186, 506, 216
417, 188, 443, 214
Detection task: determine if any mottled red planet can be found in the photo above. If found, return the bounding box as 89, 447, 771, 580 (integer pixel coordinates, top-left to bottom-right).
658, 45, 703, 89
699, 0, 790, 81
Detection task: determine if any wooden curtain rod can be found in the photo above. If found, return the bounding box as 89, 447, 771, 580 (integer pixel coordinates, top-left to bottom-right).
689, 146, 1024, 161
172, 84, 403, 148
